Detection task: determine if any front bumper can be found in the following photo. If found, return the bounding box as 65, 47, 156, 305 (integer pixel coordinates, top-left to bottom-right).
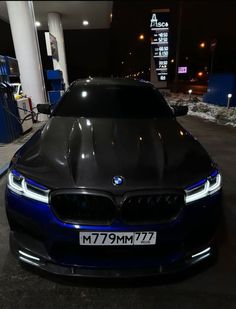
6, 188, 222, 277
10, 230, 216, 278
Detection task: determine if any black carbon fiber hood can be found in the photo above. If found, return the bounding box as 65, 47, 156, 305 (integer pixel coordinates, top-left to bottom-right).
14, 116, 213, 193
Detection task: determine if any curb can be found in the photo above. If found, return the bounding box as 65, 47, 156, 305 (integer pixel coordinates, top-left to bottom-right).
0, 164, 9, 178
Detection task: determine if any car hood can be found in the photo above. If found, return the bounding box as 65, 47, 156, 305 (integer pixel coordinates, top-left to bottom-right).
15, 117, 213, 193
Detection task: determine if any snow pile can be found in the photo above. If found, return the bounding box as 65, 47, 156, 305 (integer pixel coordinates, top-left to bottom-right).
163, 92, 236, 127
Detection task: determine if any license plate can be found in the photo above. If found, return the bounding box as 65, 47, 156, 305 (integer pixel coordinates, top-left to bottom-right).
79, 231, 157, 246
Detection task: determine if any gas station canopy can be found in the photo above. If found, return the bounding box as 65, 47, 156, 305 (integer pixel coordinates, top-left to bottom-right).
0, 1, 113, 30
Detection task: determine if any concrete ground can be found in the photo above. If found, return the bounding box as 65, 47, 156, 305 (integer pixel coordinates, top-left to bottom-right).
0, 115, 236, 309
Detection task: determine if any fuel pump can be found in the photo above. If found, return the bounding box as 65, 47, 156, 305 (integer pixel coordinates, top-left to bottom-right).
0, 81, 22, 143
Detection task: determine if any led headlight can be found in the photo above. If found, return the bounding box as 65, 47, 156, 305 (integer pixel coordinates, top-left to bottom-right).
7, 170, 49, 203
185, 170, 222, 204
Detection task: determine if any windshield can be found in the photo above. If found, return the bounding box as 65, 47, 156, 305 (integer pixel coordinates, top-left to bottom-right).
53, 84, 172, 118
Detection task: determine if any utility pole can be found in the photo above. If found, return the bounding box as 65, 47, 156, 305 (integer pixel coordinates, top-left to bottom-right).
210, 38, 217, 74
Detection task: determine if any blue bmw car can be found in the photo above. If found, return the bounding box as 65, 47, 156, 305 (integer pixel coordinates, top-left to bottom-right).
5, 78, 222, 277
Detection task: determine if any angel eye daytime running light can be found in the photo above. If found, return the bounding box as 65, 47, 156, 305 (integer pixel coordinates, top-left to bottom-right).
185, 171, 221, 204
7, 170, 49, 203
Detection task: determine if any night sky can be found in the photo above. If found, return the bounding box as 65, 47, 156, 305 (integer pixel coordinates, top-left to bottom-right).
0, 1, 236, 85
111, 1, 236, 79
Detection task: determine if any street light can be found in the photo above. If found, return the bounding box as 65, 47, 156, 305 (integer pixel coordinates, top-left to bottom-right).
227, 93, 232, 109
200, 42, 205, 48
188, 89, 192, 101
139, 34, 144, 40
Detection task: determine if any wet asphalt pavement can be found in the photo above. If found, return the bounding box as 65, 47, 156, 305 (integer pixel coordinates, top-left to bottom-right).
0, 115, 236, 309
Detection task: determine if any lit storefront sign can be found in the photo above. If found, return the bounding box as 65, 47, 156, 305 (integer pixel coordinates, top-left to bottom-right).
178, 66, 188, 74
150, 9, 170, 82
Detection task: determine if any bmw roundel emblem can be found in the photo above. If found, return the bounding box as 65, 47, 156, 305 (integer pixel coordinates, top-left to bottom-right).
112, 176, 124, 186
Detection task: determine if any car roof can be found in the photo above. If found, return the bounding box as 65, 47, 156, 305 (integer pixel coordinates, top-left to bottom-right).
70, 78, 153, 89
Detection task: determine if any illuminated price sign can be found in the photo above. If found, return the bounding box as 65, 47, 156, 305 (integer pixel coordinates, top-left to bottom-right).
150, 9, 170, 82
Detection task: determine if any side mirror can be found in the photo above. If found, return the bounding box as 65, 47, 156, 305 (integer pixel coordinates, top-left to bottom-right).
37, 103, 51, 115
171, 105, 188, 117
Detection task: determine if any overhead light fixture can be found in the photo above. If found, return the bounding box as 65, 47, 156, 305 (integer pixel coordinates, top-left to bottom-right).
35, 21, 41, 27
81, 91, 88, 98
83, 20, 89, 26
